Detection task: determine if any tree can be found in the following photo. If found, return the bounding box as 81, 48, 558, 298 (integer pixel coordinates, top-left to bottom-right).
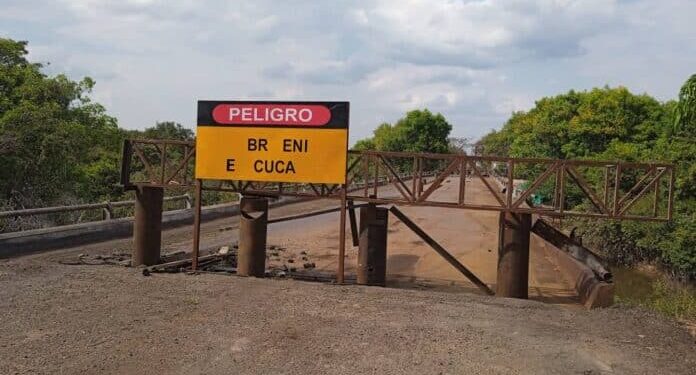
478, 85, 695, 280
141, 121, 194, 141
0, 38, 121, 207
674, 74, 696, 135
352, 138, 375, 151
353, 109, 452, 154
448, 137, 472, 154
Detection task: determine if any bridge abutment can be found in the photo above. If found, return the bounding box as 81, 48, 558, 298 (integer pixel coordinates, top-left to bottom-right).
496, 212, 531, 299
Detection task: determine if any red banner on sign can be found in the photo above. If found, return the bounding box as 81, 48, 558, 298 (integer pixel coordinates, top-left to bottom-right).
212, 104, 332, 126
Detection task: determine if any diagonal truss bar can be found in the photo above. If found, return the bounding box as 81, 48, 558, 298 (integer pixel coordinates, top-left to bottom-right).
468, 159, 506, 207
308, 183, 322, 196
346, 154, 362, 175
390, 206, 494, 295
131, 143, 159, 183
565, 164, 610, 215
416, 159, 460, 202
344, 154, 363, 188
379, 155, 415, 202
617, 166, 655, 207
511, 161, 559, 208
164, 146, 195, 184
619, 167, 667, 216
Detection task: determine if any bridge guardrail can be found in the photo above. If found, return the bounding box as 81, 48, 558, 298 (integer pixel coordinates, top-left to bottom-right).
0, 194, 192, 232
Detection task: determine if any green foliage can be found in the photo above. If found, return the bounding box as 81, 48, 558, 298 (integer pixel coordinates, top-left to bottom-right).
0, 38, 122, 207
351, 109, 453, 174
674, 74, 696, 135
647, 278, 696, 320
140, 121, 194, 141
352, 138, 375, 151
0, 38, 197, 215
478, 84, 696, 280
615, 273, 696, 321
353, 109, 452, 153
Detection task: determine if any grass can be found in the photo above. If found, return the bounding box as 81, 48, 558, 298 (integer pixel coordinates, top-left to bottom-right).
614, 268, 696, 322
646, 278, 696, 321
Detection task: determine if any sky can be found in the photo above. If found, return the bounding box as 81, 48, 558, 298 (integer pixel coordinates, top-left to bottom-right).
1, 0, 695, 144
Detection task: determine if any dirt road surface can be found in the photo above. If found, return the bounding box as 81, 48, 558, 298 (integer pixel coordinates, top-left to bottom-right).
1, 178, 694, 374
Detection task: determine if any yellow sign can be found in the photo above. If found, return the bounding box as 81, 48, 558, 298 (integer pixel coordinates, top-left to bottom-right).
195, 101, 349, 184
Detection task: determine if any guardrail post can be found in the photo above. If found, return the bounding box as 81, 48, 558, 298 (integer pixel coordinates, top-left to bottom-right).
184, 193, 192, 209
357, 202, 388, 286
496, 212, 531, 298
132, 186, 164, 266
237, 196, 268, 277
102, 202, 113, 221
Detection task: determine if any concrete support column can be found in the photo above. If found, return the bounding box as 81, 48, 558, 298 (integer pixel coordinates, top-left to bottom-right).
132, 186, 164, 266
357, 203, 388, 286
496, 212, 531, 298
237, 196, 268, 277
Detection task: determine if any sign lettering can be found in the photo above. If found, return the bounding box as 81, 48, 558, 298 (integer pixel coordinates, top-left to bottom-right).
196, 101, 349, 184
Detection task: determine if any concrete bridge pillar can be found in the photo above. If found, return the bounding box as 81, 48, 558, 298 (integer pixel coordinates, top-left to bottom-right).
132, 186, 163, 266
237, 196, 268, 277
496, 212, 531, 298
357, 203, 388, 286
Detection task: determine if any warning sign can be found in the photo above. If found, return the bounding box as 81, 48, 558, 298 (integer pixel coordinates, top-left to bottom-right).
195, 101, 349, 184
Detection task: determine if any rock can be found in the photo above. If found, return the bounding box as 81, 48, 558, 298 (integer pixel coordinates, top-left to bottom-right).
287, 259, 294, 263
218, 246, 230, 255
303, 262, 316, 269
300, 251, 307, 255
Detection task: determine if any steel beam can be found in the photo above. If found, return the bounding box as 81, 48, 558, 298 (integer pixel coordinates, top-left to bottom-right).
357, 204, 388, 286
237, 196, 268, 277
132, 186, 163, 266
390, 206, 494, 295
348, 200, 359, 246
496, 212, 531, 299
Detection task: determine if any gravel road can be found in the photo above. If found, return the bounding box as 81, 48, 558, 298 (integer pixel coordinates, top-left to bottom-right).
1, 261, 694, 374
1, 178, 694, 374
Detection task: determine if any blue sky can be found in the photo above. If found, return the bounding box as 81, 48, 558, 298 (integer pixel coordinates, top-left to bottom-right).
2, 0, 695, 144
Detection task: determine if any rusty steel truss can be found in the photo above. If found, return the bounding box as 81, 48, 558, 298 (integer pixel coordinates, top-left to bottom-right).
121, 139, 675, 222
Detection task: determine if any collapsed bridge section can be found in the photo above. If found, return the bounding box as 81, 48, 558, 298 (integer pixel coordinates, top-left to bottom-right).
120, 137, 675, 303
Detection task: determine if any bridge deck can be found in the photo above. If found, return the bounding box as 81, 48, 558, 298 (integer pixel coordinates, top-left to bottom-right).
15, 177, 574, 302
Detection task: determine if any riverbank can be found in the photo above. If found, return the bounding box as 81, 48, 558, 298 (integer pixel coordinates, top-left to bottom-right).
613, 265, 696, 336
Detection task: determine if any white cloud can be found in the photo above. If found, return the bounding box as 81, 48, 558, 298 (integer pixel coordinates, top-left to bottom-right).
2, 0, 695, 142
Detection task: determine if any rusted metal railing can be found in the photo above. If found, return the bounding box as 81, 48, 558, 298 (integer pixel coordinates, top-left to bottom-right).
120, 139, 675, 222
